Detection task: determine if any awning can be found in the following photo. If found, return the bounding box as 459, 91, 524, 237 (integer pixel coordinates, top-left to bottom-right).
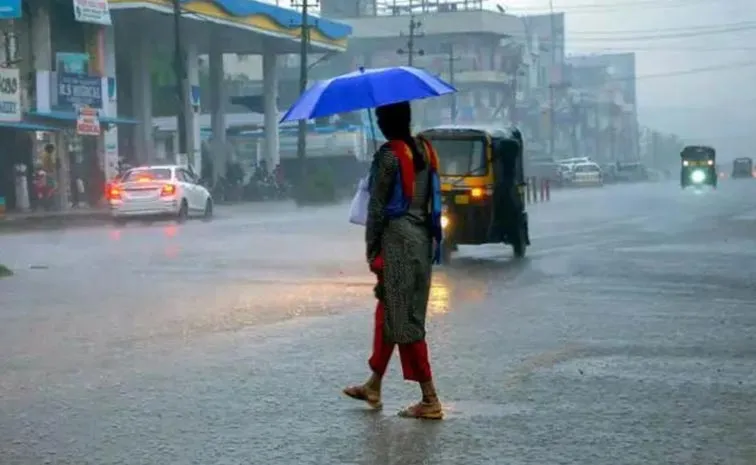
27, 110, 139, 125
0, 121, 61, 131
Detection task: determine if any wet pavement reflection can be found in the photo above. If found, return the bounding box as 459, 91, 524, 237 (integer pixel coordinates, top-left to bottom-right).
1, 183, 755, 464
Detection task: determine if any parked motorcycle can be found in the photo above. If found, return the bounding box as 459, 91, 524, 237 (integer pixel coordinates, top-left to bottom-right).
32, 170, 56, 211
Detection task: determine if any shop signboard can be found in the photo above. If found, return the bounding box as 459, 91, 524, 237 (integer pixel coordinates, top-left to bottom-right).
57, 73, 102, 110
0, 0, 21, 19
76, 107, 100, 136
73, 0, 111, 25
56, 53, 90, 74
0, 68, 21, 122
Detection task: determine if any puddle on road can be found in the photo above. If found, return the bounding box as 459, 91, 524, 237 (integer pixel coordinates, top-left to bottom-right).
364, 400, 534, 420
440, 400, 534, 419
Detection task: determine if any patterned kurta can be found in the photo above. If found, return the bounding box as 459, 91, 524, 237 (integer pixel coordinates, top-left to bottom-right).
366, 140, 433, 345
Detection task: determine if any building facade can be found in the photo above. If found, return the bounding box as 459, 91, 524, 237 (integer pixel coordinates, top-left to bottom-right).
565, 52, 639, 163
289, 0, 538, 130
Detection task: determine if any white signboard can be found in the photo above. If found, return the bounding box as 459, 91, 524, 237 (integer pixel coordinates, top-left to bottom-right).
0, 68, 21, 122
73, 0, 111, 25
104, 126, 118, 180
76, 107, 101, 136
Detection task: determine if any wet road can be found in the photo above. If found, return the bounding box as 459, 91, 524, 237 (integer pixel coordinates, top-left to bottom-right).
1, 182, 755, 464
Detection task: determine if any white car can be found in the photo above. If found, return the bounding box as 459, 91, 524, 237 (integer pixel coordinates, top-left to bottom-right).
108, 165, 213, 222
570, 162, 603, 186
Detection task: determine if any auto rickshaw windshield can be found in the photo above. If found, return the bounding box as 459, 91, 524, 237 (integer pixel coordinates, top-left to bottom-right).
429, 138, 487, 176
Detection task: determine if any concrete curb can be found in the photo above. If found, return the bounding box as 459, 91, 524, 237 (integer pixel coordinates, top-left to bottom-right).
0, 211, 112, 232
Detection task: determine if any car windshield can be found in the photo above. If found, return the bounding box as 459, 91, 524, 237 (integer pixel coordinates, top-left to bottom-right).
121, 168, 172, 182
574, 164, 599, 173
682, 146, 715, 162
430, 138, 487, 176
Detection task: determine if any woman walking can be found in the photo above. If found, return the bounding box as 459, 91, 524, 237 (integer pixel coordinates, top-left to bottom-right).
343, 101, 444, 420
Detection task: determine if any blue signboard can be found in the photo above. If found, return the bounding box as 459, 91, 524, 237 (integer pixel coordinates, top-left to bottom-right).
57, 73, 102, 109
0, 0, 21, 19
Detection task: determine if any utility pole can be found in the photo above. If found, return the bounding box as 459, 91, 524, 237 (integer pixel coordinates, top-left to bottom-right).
171, 0, 188, 165
397, 15, 424, 66
445, 43, 460, 123
548, 0, 556, 159
291, 0, 317, 194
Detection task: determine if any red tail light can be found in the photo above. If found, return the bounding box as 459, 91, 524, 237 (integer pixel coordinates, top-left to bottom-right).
107, 185, 121, 200
160, 184, 176, 196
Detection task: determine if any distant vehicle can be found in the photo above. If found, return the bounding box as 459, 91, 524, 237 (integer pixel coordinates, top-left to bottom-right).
570, 162, 603, 187
600, 164, 618, 183
557, 156, 592, 166
680, 145, 716, 189
107, 165, 213, 223
614, 162, 649, 182
731, 157, 753, 179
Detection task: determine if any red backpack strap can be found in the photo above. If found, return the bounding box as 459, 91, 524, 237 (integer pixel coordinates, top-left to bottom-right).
418, 136, 439, 171
387, 140, 415, 199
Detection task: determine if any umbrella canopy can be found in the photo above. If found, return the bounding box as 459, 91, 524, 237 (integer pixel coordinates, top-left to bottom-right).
280, 66, 456, 123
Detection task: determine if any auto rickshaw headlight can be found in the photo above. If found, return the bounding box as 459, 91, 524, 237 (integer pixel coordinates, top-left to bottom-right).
707, 159, 714, 166
690, 170, 706, 183
441, 214, 449, 229
682, 160, 689, 166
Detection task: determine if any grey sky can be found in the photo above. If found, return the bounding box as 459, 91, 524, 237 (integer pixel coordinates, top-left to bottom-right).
492, 0, 756, 155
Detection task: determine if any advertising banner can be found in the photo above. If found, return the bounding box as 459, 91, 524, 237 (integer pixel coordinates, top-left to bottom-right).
57, 73, 103, 109
73, 0, 111, 25
76, 107, 101, 136
0, 68, 21, 122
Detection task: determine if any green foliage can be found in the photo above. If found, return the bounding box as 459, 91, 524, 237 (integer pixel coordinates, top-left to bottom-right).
295, 166, 338, 205
0, 263, 12, 278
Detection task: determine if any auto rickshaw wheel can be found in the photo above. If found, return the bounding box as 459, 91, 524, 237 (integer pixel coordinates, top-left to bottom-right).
441, 240, 454, 264
512, 226, 527, 258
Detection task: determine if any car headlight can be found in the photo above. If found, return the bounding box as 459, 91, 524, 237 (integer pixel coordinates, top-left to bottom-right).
690, 170, 706, 183
441, 214, 449, 229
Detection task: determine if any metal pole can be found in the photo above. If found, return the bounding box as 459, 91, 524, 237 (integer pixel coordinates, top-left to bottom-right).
296, 1, 309, 191
407, 17, 415, 66
171, 0, 188, 162
548, 0, 556, 159
448, 44, 457, 123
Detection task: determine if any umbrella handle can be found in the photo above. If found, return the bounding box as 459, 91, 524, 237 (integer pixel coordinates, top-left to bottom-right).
366, 109, 378, 153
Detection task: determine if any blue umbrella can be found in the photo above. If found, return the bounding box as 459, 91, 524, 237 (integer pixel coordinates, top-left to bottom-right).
279, 66, 456, 123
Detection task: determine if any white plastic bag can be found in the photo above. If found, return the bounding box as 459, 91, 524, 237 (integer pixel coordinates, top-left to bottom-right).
349, 176, 370, 226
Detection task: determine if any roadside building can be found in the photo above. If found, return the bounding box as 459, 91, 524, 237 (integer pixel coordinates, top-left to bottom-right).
566, 52, 639, 163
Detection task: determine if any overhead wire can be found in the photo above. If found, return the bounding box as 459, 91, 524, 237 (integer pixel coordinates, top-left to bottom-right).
599, 61, 756, 82
506, 0, 721, 14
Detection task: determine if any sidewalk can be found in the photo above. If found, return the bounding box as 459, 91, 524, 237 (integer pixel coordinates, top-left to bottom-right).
0, 207, 110, 231
0, 200, 339, 232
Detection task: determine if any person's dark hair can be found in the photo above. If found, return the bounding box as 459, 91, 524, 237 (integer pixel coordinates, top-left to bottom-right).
375, 101, 425, 172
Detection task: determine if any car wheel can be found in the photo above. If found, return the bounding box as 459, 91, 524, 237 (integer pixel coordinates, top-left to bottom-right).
176, 199, 189, 223
202, 198, 213, 222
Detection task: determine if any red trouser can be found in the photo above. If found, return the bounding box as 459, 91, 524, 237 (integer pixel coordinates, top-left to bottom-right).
368, 301, 432, 382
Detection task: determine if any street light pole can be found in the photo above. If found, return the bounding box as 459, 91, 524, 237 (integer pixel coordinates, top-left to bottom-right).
548, 0, 556, 159
446, 43, 459, 123
397, 15, 423, 66
291, 0, 316, 193
171, 0, 188, 165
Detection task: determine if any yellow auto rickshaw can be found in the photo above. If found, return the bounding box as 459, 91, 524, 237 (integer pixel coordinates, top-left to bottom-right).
419, 125, 530, 262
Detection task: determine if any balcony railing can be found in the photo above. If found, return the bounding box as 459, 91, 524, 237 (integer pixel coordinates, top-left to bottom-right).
375, 0, 484, 16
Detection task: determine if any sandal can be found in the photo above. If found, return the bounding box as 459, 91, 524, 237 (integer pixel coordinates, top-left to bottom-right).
398, 401, 444, 420
343, 385, 383, 410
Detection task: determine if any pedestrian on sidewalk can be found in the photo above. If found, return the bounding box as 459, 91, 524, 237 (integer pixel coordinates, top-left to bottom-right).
343, 101, 444, 420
